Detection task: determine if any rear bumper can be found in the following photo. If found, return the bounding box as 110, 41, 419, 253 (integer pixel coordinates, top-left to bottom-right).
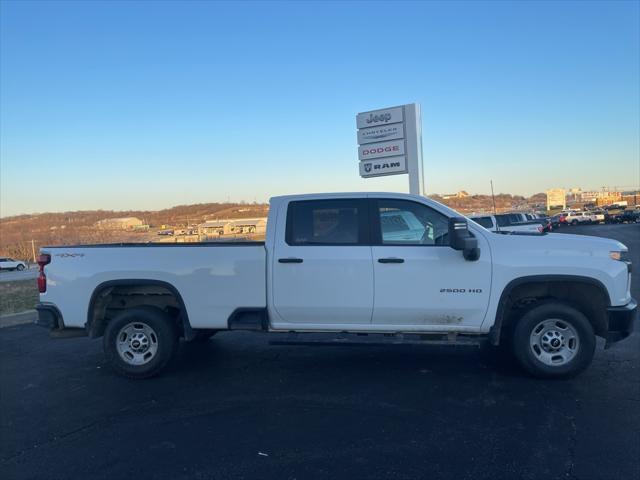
605, 299, 637, 346
35, 303, 63, 329
35, 303, 87, 338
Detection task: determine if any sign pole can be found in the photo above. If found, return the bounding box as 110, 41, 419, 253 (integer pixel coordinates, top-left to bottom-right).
404, 103, 424, 196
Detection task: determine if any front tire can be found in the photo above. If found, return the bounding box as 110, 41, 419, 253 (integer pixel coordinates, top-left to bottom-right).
512, 302, 595, 378
103, 307, 179, 379
16, 264, 25, 271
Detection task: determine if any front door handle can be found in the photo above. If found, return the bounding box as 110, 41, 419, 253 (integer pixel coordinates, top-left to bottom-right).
378, 258, 404, 264
279, 258, 303, 263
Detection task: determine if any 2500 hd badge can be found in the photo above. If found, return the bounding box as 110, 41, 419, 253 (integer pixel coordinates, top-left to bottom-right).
440, 288, 483, 293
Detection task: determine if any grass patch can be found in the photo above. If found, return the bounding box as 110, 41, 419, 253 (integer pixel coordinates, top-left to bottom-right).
0, 280, 39, 316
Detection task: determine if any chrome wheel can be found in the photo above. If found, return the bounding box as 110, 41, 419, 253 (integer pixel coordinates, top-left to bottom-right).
116, 322, 159, 366
529, 318, 580, 366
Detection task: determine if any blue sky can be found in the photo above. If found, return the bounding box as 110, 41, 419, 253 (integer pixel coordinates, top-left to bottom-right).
1, 0, 639, 216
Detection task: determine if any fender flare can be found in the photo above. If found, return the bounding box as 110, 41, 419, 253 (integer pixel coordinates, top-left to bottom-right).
86, 279, 195, 340
488, 274, 611, 345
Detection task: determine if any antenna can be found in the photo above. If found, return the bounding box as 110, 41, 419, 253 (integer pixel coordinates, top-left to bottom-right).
491, 180, 500, 232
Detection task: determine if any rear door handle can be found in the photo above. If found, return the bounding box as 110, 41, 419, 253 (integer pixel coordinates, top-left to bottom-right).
378, 258, 404, 264
279, 257, 303, 263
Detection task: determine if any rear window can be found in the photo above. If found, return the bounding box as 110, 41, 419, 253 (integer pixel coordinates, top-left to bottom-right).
286, 199, 367, 245
495, 215, 511, 227
472, 217, 494, 229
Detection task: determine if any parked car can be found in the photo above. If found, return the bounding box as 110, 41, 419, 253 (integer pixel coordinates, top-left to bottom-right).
612, 210, 640, 224
157, 229, 174, 236
588, 210, 606, 224
501, 213, 552, 232
564, 211, 592, 226
35, 192, 636, 380
550, 213, 568, 228
470, 214, 544, 233
581, 210, 605, 224
0, 257, 27, 271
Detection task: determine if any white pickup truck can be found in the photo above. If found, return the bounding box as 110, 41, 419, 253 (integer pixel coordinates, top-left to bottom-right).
35, 193, 636, 379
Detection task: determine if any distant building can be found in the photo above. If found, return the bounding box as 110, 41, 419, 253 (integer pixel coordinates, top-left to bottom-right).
95, 217, 144, 230
442, 190, 470, 200
198, 218, 267, 238
227, 218, 267, 235
198, 220, 228, 237
546, 188, 566, 210
596, 195, 624, 207
581, 191, 622, 202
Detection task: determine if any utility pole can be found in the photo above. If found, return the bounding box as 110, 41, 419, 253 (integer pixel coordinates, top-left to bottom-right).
491, 180, 500, 233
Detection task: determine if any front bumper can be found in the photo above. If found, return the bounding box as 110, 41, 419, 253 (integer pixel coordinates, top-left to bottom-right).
605, 298, 637, 346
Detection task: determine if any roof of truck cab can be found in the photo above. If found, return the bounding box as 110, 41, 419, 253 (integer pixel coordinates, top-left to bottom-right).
269, 192, 425, 202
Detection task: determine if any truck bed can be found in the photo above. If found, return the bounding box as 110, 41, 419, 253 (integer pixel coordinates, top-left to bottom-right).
40, 243, 267, 330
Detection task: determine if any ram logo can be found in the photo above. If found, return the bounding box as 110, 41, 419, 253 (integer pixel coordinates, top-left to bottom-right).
364, 163, 372, 173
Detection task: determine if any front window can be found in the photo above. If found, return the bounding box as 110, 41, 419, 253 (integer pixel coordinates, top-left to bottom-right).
375, 199, 449, 246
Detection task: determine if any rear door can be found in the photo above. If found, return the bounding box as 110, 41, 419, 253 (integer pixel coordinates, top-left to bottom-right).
271, 198, 374, 326
370, 198, 492, 328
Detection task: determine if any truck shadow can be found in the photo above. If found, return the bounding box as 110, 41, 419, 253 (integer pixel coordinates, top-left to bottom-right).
172, 332, 525, 381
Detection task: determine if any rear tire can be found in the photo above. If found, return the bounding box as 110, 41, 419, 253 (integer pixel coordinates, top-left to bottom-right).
103, 306, 179, 379
511, 302, 595, 378
16, 264, 25, 271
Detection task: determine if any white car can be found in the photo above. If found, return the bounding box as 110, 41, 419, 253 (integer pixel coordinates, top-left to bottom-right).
0, 257, 27, 271
35, 192, 636, 379
586, 211, 606, 224
564, 211, 592, 225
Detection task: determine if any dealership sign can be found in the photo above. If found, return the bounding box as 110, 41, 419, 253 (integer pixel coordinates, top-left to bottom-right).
356, 104, 424, 194
546, 188, 566, 210
356, 106, 404, 129
358, 139, 405, 160
357, 123, 404, 144
359, 156, 407, 177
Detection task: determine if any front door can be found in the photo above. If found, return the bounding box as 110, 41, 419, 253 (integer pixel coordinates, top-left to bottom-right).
370, 198, 492, 328
271, 198, 374, 326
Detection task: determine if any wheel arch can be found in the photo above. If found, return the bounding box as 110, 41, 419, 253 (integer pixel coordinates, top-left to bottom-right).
86, 279, 195, 340
489, 275, 611, 345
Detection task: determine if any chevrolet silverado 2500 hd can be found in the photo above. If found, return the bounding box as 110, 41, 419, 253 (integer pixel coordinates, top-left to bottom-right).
35, 193, 636, 379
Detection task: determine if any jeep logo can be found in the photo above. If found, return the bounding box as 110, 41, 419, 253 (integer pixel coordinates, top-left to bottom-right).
366, 112, 392, 124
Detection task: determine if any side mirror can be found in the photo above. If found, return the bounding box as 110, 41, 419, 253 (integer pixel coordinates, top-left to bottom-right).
448, 217, 480, 261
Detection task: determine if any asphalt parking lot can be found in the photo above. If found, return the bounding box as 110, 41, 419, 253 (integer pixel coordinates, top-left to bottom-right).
1, 223, 638, 480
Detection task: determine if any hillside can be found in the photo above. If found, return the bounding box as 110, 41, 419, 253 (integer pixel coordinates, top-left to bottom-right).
0, 194, 545, 261
0, 202, 269, 261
